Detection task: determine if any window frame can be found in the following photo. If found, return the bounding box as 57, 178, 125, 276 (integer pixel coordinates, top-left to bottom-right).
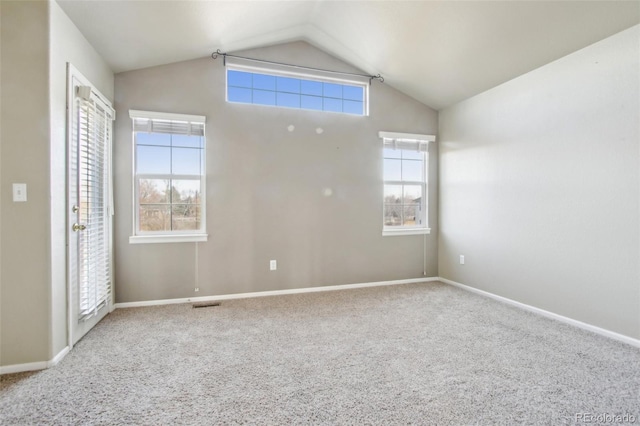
380, 131, 435, 237
129, 110, 208, 244
225, 63, 370, 116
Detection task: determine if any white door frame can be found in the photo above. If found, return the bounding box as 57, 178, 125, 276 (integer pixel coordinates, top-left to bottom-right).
66, 63, 115, 347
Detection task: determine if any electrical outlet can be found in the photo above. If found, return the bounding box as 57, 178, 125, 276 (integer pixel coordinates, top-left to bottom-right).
270, 260, 277, 271
459, 255, 465, 265
194, 287, 199, 292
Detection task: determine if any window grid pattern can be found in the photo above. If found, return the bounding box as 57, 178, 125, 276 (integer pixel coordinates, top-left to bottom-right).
134, 129, 204, 234
227, 69, 366, 115
383, 149, 426, 228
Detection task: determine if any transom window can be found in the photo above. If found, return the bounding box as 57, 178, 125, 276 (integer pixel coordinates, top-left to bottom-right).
227, 67, 368, 116
380, 131, 435, 236
129, 110, 207, 244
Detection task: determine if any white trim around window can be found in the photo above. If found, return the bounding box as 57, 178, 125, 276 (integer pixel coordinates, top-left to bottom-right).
129, 110, 207, 244
381, 131, 435, 237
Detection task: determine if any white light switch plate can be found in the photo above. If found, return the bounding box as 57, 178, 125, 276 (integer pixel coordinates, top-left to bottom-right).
12, 183, 27, 202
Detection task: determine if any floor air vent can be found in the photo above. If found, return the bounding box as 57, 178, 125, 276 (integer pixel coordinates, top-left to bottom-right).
193, 301, 221, 308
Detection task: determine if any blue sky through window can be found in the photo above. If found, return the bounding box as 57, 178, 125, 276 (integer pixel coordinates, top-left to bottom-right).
227, 69, 365, 115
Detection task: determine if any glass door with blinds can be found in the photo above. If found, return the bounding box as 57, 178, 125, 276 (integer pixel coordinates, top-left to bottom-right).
67, 64, 114, 345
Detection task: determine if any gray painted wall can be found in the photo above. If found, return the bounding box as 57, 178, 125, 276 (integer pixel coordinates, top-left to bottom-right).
439, 25, 640, 339
1, 0, 51, 366
0, 0, 114, 368
114, 42, 439, 303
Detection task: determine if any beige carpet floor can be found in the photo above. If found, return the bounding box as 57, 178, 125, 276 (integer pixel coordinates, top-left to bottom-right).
1, 281, 639, 425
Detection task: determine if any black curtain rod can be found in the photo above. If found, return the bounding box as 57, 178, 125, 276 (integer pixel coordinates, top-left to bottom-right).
211, 49, 384, 85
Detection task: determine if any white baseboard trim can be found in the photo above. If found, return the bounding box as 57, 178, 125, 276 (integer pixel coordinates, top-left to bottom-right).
115, 277, 440, 309
0, 346, 70, 375
439, 277, 640, 349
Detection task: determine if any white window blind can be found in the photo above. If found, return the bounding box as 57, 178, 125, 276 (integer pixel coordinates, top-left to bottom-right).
379, 131, 435, 152
76, 90, 114, 320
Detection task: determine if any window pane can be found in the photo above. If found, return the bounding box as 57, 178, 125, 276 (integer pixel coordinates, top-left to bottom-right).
402, 150, 423, 160
172, 147, 201, 175
301, 95, 322, 111
301, 80, 322, 96
253, 89, 276, 106
228, 70, 252, 88
383, 148, 402, 159
402, 159, 424, 181
139, 179, 169, 204
343, 85, 363, 101
323, 98, 342, 113
384, 204, 402, 227
383, 159, 401, 181
172, 134, 202, 148
403, 185, 422, 203
172, 204, 199, 230
343, 100, 363, 115
277, 92, 301, 108
253, 74, 276, 90
136, 132, 170, 146
384, 184, 402, 203
137, 145, 170, 174
277, 77, 300, 93
228, 86, 252, 103
171, 180, 201, 204
403, 204, 420, 226
139, 205, 170, 231
323, 83, 342, 99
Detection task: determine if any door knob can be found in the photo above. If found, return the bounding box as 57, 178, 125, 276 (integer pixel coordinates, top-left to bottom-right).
72, 223, 86, 232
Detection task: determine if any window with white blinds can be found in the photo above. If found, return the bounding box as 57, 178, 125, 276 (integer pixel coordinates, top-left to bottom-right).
75, 91, 114, 319
380, 131, 435, 236
129, 110, 207, 244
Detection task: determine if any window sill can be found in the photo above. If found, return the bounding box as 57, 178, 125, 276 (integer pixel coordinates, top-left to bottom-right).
382, 228, 431, 237
129, 234, 208, 244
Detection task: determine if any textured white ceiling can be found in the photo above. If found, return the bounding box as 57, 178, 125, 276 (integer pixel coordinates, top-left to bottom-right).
57, 1, 640, 110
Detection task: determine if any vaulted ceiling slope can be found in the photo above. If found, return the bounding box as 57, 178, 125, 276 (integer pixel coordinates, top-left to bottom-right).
57, 1, 639, 110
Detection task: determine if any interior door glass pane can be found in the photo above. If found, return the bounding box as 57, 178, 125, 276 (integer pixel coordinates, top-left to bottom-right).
139, 179, 169, 204
139, 205, 170, 231
383, 159, 401, 181
402, 159, 424, 181
172, 134, 202, 148
137, 145, 170, 174
172, 147, 201, 175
